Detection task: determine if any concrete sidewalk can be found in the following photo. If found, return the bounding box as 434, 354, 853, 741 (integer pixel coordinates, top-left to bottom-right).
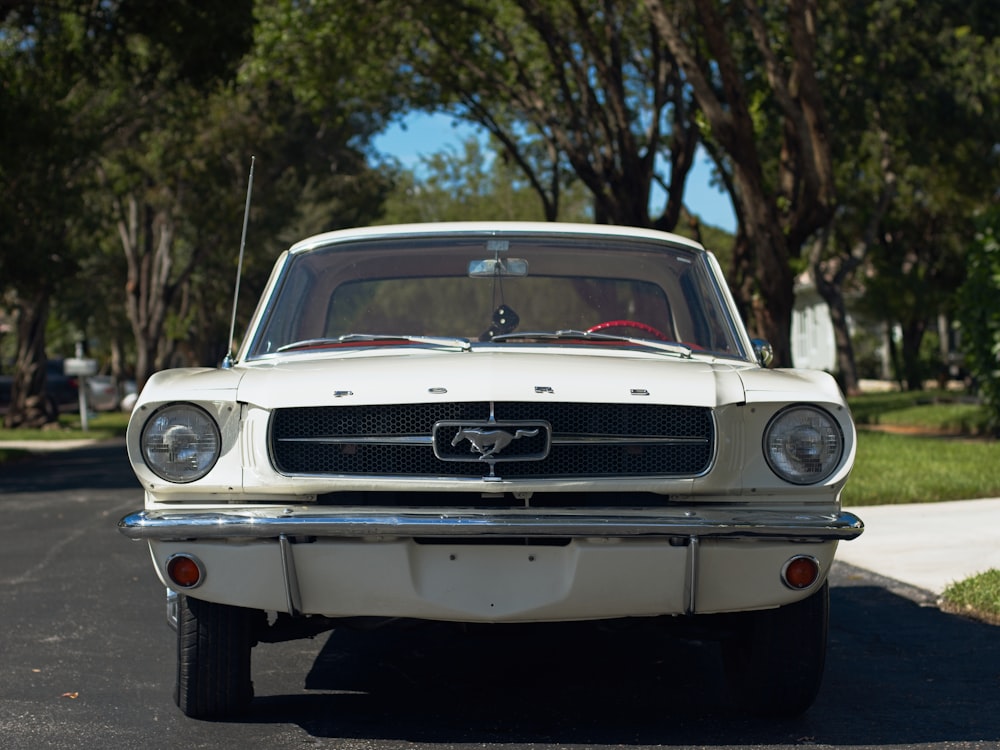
836, 497, 1000, 596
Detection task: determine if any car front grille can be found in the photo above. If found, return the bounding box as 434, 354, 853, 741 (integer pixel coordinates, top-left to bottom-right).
269, 402, 714, 479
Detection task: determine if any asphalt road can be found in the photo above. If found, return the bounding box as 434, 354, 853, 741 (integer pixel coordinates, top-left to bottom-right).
1, 442, 998, 750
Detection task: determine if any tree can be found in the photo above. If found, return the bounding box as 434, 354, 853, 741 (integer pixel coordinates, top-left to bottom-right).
87, 3, 395, 385
644, 0, 837, 365
377, 137, 593, 224
812, 0, 1000, 391
957, 208, 1000, 434
254, 0, 702, 230
0, 3, 103, 426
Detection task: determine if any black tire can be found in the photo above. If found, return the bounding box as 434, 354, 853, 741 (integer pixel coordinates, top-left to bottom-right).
721, 581, 829, 718
174, 595, 262, 719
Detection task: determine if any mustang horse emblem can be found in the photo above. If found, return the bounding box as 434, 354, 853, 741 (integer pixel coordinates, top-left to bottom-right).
451, 427, 539, 459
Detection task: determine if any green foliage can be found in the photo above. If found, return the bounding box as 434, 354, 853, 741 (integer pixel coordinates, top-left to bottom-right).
253, 0, 698, 227
0, 4, 99, 298
813, 0, 1000, 390
957, 209, 1000, 434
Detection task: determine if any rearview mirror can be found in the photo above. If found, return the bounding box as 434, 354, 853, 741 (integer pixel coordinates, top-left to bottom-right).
468, 258, 529, 277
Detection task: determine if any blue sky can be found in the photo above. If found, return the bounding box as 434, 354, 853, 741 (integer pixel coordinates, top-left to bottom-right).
373, 112, 737, 233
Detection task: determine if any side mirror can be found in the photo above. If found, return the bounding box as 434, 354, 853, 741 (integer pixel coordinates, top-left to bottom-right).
751, 339, 774, 368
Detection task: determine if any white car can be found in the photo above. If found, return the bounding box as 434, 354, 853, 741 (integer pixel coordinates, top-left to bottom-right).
119, 222, 862, 719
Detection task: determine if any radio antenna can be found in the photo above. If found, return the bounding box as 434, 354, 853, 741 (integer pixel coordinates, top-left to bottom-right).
223, 156, 255, 369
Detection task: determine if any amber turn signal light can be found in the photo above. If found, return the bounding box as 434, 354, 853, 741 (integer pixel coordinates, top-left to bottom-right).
166, 554, 204, 589
781, 555, 819, 590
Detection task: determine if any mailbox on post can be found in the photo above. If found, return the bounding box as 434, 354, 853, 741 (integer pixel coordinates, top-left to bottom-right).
63, 358, 98, 377
63, 357, 98, 429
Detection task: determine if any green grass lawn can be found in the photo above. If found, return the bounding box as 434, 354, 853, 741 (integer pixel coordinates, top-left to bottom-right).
0, 411, 129, 463
0, 411, 130, 440
842, 431, 1000, 506
849, 389, 992, 434
843, 390, 1000, 505
941, 570, 1000, 625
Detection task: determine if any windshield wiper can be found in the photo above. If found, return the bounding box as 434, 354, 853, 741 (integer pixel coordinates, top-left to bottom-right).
277, 334, 471, 353
490, 330, 692, 358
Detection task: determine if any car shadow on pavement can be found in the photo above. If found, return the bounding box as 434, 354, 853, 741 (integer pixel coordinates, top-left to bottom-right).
242, 573, 1000, 747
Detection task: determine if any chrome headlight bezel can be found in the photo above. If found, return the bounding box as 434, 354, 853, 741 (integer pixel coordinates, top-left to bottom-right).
140, 403, 222, 483
763, 405, 845, 485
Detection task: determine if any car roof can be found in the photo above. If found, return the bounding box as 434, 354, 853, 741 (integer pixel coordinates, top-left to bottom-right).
287, 221, 707, 256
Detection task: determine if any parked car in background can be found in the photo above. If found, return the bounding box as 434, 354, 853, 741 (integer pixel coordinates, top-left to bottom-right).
118, 222, 862, 719
0, 359, 79, 416
119, 381, 139, 412
46, 359, 82, 411
83, 375, 118, 412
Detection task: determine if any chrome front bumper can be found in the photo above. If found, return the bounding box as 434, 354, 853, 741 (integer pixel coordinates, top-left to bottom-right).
119, 507, 864, 543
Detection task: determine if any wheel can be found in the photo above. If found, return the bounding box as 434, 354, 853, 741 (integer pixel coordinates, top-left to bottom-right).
586, 319, 670, 340
174, 595, 262, 719
720, 581, 829, 718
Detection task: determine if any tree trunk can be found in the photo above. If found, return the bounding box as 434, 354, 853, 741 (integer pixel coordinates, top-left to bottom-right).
117, 190, 183, 388
819, 282, 859, 395
731, 174, 797, 367
900, 319, 928, 392
811, 237, 862, 395
3, 290, 55, 429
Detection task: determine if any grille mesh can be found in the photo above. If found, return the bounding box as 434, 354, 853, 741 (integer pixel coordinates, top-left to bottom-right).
270, 402, 714, 478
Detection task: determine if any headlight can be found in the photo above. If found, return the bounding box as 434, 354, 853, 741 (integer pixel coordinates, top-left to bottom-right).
140, 403, 221, 483
763, 405, 844, 485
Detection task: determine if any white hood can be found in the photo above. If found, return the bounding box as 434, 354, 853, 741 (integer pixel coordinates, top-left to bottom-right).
235, 348, 750, 409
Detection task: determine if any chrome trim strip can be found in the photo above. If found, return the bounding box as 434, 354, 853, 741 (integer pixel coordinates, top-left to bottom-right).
274, 435, 709, 446
277, 435, 432, 445
120, 509, 863, 543
551, 435, 710, 445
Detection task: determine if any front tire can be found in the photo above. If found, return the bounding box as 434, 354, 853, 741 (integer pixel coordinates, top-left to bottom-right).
175, 595, 262, 719
721, 581, 829, 718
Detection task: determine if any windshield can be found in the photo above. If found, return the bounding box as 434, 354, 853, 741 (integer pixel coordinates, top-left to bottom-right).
245, 232, 748, 360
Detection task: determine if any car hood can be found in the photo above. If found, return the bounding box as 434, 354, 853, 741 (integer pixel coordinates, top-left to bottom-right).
232, 348, 751, 409
137, 350, 846, 412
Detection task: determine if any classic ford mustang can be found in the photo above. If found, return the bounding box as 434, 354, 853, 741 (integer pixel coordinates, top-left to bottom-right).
119, 222, 862, 718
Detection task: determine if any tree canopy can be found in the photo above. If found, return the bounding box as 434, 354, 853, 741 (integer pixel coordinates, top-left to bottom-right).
1, 0, 393, 425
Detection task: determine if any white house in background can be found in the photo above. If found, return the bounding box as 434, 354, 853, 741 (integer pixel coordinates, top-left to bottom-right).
791, 283, 837, 371
790, 273, 894, 380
